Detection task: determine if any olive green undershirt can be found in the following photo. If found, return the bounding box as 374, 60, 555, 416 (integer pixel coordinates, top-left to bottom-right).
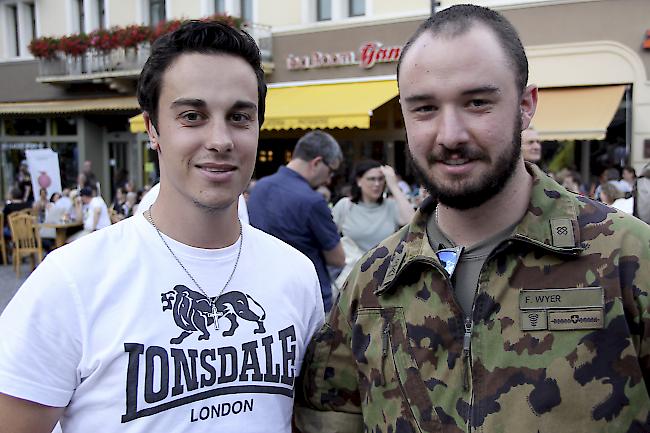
427, 210, 517, 316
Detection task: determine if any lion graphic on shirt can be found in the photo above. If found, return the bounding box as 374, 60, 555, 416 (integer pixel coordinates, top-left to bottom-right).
161, 285, 266, 344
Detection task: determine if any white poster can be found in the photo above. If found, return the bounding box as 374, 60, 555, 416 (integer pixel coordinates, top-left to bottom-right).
25, 148, 62, 201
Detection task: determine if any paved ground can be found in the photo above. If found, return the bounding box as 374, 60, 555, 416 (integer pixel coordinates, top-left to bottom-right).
0, 262, 31, 313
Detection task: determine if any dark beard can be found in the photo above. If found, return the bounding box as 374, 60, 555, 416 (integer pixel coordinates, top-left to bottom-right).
411, 115, 522, 210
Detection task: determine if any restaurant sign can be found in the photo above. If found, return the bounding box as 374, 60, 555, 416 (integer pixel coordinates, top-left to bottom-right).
286, 41, 402, 70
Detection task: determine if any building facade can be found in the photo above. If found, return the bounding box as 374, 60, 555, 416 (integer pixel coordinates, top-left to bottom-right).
1, 0, 649, 200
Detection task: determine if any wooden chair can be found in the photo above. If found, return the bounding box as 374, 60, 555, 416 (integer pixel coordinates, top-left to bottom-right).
0, 212, 7, 265
8, 212, 43, 277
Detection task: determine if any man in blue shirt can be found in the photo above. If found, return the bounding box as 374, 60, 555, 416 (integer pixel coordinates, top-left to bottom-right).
248, 130, 345, 311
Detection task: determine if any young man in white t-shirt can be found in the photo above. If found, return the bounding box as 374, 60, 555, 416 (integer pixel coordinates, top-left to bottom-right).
0, 21, 324, 433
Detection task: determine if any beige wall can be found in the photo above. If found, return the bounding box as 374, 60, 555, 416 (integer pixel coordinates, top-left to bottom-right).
372, 0, 429, 16
108, 0, 138, 26
38, 0, 68, 36
169, 0, 202, 20
258, 0, 301, 26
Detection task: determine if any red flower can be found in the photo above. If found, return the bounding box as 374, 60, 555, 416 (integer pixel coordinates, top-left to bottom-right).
152, 19, 185, 41
119, 25, 152, 48
28, 37, 60, 59
59, 34, 89, 56
89, 27, 121, 52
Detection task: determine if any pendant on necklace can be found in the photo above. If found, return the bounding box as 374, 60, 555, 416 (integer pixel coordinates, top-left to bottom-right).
211, 302, 220, 330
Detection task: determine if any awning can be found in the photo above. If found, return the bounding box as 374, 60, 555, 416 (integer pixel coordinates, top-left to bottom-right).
0, 96, 139, 115
534, 85, 626, 140
127, 80, 399, 133
262, 79, 398, 130
129, 113, 146, 133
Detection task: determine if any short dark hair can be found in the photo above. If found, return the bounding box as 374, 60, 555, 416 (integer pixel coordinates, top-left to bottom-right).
350, 159, 383, 204
292, 130, 343, 166
79, 187, 93, 197
397, 4, 529, 95
137, 20, 267, 131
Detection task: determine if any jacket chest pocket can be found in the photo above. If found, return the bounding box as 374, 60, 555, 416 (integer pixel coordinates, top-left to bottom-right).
353, 307, 442, 433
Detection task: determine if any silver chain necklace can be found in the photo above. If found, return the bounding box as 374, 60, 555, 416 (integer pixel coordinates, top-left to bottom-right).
146, 206, 243, 330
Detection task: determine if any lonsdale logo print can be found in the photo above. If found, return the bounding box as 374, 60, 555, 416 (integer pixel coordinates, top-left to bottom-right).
121, 286, 297, 423
161, 285, 266, 343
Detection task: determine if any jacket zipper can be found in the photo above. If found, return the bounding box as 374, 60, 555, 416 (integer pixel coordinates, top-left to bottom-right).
381, 321, 390, 386
462, 317, 473, 391
463, 316, 474, 433
385, 321, 423, 433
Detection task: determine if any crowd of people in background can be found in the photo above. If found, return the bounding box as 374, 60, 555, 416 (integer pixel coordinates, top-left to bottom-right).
1, 159, 154, 256
3, 138, 649, 259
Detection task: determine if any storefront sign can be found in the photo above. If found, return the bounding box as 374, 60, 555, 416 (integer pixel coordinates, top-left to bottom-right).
1, 142, 44, 151
644, 30, 650, 50
286, 41, 402, 70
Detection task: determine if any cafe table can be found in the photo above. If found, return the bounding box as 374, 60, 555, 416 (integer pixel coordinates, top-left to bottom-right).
40, 220, 84, 248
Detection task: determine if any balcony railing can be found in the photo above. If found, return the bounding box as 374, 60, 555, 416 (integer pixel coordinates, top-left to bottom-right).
35, 22, 273, 80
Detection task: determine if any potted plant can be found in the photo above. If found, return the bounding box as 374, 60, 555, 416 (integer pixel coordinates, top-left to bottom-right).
29, 36, 65, 75
205, 13, 244, 29
87, 28, 121, 71
118, 25, 152, 68
59, 34, 89, 75
28, 37, 60, 59
152, 19, 185, 42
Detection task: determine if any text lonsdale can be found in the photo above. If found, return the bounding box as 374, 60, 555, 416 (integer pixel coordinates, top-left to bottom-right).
121, 325, 296, 423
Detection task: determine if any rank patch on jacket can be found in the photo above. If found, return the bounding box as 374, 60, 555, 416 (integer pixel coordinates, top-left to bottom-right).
519, 287, 604, 331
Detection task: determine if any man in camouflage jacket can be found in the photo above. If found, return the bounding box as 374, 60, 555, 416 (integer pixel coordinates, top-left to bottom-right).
295, 5, 650, 433
295, 164, 650, 432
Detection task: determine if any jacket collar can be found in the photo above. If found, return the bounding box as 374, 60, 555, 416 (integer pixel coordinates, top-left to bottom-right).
377, 163, 584, 295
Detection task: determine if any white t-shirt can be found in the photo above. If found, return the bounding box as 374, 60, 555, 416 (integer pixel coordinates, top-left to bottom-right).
138, 183, 249, 224
612, 196, 634, 214
83, 196, 111, 231
0, 214, 323, 433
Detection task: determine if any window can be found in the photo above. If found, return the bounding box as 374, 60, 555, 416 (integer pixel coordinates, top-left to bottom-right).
6, 4, 19, 57
240, 0, 252, 22
4, 118, 47, 136
2, 1, 37, 58
349, 0, 364, 17
317, 0, 331, 21
76, 0, 85, 33
96, 0, 105, 29
149, 0, 165, 27
214, 0, 225, 14
28, 2, 35, 40
51, 117, 78, 136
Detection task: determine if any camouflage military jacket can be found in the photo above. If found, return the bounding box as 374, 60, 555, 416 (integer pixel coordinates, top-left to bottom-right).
295, 164, 650, 433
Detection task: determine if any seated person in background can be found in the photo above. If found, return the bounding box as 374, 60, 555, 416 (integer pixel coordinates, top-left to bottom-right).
39, 193, 67, 250
67, 186, 111, 243
111, 187, 127, 217
58, 189, 76, 222
3, 186, 31, 239
32, 187, 49, 222
600, 182, 634, 214
599, 182, 623, 206
123, 192, 139, 218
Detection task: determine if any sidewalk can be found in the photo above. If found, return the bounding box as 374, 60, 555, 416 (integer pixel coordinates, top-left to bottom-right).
0, 263, 31, 314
